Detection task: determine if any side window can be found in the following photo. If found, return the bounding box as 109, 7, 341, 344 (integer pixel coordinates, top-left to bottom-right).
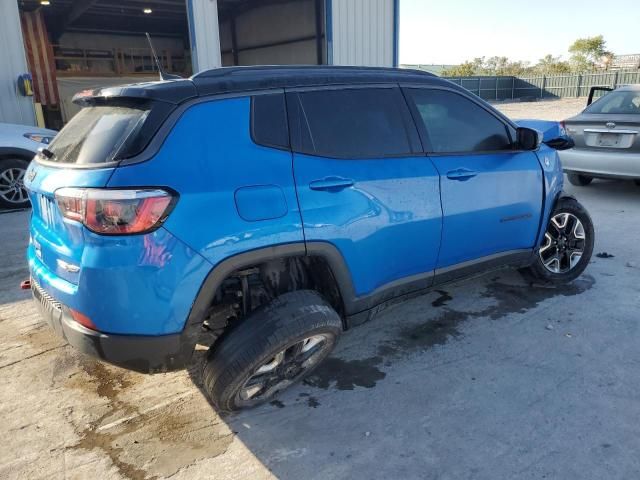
406, 88, 512, 154
251, 93, 289, 149
288, 88, 416, 158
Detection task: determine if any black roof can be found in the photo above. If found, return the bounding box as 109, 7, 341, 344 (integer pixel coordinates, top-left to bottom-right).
74, 66, 452, 106
191, 65, 442, 95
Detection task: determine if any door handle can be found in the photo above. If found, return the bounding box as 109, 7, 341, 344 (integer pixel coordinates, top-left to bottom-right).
446, 168, 478, 181
309, 177, 354, 191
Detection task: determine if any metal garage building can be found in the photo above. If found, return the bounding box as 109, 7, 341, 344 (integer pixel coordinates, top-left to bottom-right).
1, 0, 399, 128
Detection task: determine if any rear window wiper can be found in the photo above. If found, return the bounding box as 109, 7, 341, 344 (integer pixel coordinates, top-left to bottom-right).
39, 148, 55, 160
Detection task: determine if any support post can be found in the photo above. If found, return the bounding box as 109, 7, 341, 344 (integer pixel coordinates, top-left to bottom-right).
186, 0, 222, 73
230, 14, 239, 66
576, 74, 583, 98
314, 0, 323, 64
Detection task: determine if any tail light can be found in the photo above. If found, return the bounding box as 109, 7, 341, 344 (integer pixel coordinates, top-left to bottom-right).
55, 188, 176, 235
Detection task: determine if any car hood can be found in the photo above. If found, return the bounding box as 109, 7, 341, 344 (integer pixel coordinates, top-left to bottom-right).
0, 123, 57, 154
0, 122, 57, 138
515, 119, 565, 142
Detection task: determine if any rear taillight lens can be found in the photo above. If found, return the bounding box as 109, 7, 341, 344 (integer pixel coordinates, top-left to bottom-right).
55, 188, 176, 235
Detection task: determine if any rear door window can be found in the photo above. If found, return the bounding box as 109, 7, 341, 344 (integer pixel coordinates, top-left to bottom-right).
405, 88, 512, 154
287, 87, 419, 158
44, 105, 150, 164
251, 93, 289, 149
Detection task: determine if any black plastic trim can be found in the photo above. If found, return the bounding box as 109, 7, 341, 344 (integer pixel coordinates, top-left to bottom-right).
33, 292, 190, 373
35, 242, 536, 373
183, 243, 536, 334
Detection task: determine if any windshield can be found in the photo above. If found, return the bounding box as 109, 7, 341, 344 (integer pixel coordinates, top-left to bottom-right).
45, 105, 149, 164
585, 90, 640, 115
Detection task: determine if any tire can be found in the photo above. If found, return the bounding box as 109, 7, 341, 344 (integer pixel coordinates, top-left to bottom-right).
202, 290, 342, 412
567, 173, 593, 187
0, 158, 31, 209
522, 197, 594, 285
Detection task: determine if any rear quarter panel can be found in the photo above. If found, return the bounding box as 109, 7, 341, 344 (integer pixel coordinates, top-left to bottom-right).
107, 96, 305, 268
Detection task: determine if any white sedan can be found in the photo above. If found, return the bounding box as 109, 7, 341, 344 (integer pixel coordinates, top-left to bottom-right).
0, 123, 57, 209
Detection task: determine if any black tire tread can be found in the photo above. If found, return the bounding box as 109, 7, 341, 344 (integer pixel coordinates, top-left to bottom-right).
567, 173, 593, 186
522, 197, 594, 285
202, 290, 342, 411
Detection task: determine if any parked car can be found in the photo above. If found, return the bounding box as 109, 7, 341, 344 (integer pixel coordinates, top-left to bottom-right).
0, 123, 57, 209
24, 67, 594, 411
560, 84, 640, 186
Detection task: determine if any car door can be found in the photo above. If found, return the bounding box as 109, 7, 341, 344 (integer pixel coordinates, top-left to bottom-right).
402, 87, 543, 275
288, 86, 442, 307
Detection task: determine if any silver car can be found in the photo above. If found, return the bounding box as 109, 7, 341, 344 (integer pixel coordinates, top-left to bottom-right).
0, 123, 57, 209
561, 84, 640, 186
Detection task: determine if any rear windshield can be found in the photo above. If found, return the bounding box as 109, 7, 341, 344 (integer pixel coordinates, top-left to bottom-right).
585, 90, 640, 115
45, 105, 149, 164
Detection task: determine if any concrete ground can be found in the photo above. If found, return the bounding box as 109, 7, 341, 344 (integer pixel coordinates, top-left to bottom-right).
1, 98, 639, 480
492, 97, 586, 121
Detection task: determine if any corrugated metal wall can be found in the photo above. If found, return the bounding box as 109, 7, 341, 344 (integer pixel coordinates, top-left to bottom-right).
0, 1, 35, 126
330, 0, 395, 67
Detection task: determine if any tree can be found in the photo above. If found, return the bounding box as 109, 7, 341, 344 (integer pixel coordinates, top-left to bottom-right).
568, 35, 612, 71
441, 58, 484, 77
536, 54, 571, 74
441, 57, 531, 77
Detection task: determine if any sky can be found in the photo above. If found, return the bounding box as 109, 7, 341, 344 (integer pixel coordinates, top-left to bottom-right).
400, 0, 640, 65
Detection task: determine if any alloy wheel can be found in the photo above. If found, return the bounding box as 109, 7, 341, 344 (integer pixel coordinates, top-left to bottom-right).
539, 212, 586, 274
237, 334, 331, 406
0, 167, 28, 205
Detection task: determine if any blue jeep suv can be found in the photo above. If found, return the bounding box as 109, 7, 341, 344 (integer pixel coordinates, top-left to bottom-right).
24, 66, 594, 411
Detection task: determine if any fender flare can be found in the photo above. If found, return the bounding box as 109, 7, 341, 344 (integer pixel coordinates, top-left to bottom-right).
179, 242, 357, 352
0, 147, 37, 161
553, 190, 577, 210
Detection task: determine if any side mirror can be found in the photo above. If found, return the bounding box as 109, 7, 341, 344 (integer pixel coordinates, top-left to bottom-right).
544, 136, 575, 151
516, 127, 542, 151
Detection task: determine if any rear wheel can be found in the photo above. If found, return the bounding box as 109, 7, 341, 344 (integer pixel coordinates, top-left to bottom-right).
522, 197, 594, 284
567, 173, 593, 187
202, 290, 342, 412
0, 158, 30, 209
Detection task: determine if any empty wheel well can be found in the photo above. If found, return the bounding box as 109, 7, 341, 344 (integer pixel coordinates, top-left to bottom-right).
197, 255, 346, 350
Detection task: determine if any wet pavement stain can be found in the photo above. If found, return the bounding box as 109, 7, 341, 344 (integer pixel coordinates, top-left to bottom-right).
304, 356, 386, 390
305, 274, 595, 392
386, 274, 596, 354
270, 399, 285, 408
80, 359, 134, 399
62, 357, 233, 479
431, 290, 452, 307
307, 396, 320, 408
596, 252, 615, 258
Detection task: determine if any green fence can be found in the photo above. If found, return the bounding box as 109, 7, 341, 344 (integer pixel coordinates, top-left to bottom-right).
444, 69, 640, 101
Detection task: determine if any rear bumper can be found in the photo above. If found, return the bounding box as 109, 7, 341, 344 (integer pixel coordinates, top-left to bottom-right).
560, 148, 640, 179
31, 278, 196, 373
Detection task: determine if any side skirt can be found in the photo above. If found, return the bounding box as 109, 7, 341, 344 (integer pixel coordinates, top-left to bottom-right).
345, 249, 534, 327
